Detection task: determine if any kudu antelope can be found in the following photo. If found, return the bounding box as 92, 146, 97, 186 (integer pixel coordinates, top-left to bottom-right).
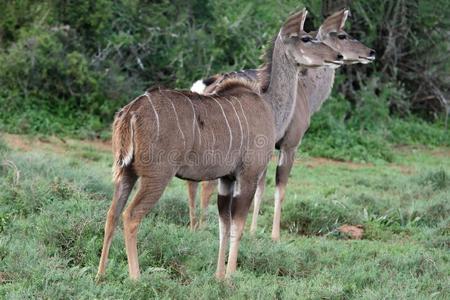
96, 8, 343, 280
186, 9, 375, 240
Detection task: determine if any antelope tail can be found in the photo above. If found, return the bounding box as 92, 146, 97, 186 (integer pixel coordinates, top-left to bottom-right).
112, 110, 137, 183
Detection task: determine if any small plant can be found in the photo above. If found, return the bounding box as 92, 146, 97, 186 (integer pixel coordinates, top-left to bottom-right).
419, 169, 449, 190
0, 135, 9, 154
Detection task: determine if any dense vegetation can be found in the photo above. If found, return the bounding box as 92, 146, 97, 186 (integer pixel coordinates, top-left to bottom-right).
0, 135, 449, 298
0, 0, 448, 162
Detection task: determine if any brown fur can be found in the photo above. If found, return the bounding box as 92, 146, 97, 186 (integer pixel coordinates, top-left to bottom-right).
258, 36, 277, 93
98, 81, 276, 281
97, 8, 343, 281
186, 9, 375, 240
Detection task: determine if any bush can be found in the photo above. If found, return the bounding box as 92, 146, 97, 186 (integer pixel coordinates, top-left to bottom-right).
302, 92, 394, 163
0, 0, 448, 155
0, 135, 8, 154
281, 197, 358, 235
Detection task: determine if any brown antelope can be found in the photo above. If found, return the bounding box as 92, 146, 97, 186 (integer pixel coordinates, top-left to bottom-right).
186, 9, 375, 240
96, 8, 343, 280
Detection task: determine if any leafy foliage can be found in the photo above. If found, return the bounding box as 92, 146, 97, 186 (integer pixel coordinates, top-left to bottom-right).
0, 0, 448, 159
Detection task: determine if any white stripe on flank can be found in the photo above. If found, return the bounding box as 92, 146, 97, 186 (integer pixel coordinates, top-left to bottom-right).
211, 129, 216, 150
144, 92, 160, 140
164, 94, 186, 149
224, 98, 243, 153
211, 97, 232, 159
171, 90, 202, 146
190, 79, 207, 94
233, 97, 250, 149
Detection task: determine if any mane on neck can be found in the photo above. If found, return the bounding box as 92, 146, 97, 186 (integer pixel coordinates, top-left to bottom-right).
213, 78, 259, 96
257, 34, 277, 93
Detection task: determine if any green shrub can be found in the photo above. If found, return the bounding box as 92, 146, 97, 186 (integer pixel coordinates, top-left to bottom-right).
302, 93, 394, 163
0, 135, 8, 154
281, 197, 358, 235
419, 169, 450, 190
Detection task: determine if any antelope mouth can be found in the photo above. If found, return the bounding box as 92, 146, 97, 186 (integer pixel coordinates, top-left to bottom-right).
344, 59, 360, 64
358, 56, 376, 64
324, 60, 344, 68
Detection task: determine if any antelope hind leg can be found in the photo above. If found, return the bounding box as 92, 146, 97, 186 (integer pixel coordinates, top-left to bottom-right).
199, 180, 217, 228
186, 180, 199, 230
250, 168, 267, 235
96, 167, 136, 281
122, 171, 173, 280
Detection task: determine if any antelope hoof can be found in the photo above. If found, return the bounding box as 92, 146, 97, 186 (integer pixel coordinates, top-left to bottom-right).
215, 271, 226, 281
271, 234, 281, 242
198, 220, 207, 230
129, 270, 141, 281
130, 274, 140, 281
95, 273, 105, 284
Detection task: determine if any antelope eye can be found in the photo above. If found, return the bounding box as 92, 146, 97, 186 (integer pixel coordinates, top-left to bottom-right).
338, 34, 347, 40
301, 36, 312, 43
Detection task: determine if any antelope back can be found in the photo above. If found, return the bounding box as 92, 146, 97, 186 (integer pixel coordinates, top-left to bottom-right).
199, 70, 259, 95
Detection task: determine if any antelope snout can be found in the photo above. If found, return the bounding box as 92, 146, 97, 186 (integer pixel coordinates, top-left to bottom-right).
369, 49, 376, 58
336, 54, 344, 61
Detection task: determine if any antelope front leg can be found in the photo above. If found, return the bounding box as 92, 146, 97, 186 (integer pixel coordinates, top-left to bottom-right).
186, 181, 199, 230
272, 148, 296, 241
97, 169, 136, 280
250, 169, 267, 235
226, 179, 258, 278
215, 178, 233, 280
122, 173, 172, 280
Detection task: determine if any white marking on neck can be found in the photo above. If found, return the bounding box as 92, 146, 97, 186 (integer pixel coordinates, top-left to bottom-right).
224, 98, 243, 153
163, 93, 186, 149
303, 56, 312, 64
211, 97, 233, 159
144, 92, 160, 140
190, 79, 207, 94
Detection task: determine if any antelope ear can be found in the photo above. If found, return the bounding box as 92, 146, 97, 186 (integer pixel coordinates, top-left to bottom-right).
318, 9, 349, 37
299, 8, 308, 32
339, 10, 349, 30
281, 8, 308, 36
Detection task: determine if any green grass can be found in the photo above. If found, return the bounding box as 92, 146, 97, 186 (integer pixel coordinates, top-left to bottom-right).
0, 136, 449, 299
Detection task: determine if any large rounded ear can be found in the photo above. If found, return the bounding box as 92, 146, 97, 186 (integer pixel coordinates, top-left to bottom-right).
317, 9, 349, 38
281, 8, 308, 37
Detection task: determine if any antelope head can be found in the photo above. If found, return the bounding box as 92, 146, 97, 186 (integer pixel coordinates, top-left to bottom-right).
279, 8, 344, 69
317, 9, 376, 64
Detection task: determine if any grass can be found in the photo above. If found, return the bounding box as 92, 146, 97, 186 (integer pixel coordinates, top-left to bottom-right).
0, 134, 449, 299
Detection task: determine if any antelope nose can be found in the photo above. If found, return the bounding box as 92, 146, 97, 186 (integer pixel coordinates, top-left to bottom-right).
369, 49, 376, 57
336, 54, 344, 61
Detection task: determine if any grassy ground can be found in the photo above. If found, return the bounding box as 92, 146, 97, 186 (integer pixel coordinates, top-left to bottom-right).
0, 134, 449, 299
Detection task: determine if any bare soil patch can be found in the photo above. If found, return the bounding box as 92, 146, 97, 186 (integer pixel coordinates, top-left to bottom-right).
2, 133, 111, 154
